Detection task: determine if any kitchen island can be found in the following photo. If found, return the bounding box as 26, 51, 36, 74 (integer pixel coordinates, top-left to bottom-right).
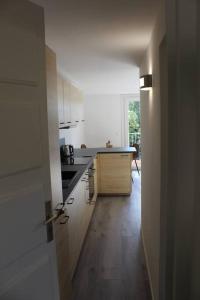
61, 147, 135, 200
74, 147, 135, 196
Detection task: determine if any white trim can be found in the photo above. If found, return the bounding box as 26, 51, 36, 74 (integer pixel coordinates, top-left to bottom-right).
141, 228, 155, 300
120, 96, 126, 147
120, 94, 140, 147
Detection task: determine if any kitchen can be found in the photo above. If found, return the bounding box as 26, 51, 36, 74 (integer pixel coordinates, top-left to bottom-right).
53, 57, 136, 299
0, 1, 158, 300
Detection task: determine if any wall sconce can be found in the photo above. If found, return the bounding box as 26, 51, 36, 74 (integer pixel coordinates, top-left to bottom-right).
140, 74, 152, 91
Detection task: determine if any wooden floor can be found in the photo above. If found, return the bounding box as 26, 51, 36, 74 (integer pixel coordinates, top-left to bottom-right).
72, 172, 151, 300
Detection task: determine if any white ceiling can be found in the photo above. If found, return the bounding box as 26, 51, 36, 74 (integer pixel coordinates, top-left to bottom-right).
32, 0, 159, 94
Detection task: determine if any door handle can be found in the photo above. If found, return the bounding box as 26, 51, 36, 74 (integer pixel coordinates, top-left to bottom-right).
44, 214, 59, 225
44, 207, 65, 225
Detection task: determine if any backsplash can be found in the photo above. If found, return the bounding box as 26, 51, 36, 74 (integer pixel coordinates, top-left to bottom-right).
59, 123, 86, 148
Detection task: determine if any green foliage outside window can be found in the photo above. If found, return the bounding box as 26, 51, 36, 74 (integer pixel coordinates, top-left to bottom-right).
128, 101, 140, 134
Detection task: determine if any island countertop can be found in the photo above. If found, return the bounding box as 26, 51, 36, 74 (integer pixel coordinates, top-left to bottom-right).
74, 147, 136, 158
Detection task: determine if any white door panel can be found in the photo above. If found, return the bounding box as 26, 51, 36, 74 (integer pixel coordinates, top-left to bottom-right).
0, 101, 42, 177
0, 243, 58, 300
0, 1, 59, 299
0, 1, 43, 83
0, 184, 46, 269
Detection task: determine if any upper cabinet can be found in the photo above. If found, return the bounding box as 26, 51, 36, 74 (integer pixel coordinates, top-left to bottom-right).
57, 74, 65, 124
63, 79, 71, 124
57, 73, 84, 127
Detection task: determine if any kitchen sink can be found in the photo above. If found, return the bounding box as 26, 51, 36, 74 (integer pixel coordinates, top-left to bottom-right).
61, 170, 77, 180
61, 171, 77, 189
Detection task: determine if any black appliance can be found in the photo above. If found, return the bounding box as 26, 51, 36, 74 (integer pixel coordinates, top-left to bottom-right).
88, 163, 95, 202
60, 144, 74, 161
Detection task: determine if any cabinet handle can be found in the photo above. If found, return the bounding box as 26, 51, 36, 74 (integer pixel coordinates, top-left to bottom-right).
60, 215, 69, 224
75, 120, 79, 122
120, 154, 129, 157
67, 197, 74, 204
67, 122, 72, 123
90, 200, 96, 205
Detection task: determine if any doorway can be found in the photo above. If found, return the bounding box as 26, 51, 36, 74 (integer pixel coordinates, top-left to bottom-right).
122, 94, 141, 172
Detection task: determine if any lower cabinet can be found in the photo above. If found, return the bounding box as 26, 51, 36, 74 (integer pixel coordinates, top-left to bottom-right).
97, 153, 132, 195
65, 168, 96, 279
54, 214, 72, 300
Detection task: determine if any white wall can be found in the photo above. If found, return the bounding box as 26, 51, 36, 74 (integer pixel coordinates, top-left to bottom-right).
84, 94, 123, 148
140, 1, 166, 300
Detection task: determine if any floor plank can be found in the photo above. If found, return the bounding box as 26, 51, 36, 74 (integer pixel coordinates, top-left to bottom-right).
72, 172, 152, 300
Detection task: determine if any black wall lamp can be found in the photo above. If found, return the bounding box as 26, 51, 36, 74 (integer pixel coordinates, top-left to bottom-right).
140, 74, 152, 91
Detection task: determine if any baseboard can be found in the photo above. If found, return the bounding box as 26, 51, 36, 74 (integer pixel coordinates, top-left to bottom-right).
141, 228, 155, 300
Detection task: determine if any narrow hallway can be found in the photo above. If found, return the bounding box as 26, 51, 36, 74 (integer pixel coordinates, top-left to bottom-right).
72, 172, 151, 300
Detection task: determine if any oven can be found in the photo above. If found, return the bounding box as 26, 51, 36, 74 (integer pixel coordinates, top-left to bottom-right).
88, 163, 95, 201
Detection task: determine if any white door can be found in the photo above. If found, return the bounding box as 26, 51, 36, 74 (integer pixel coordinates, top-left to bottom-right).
0, 1, 59, 300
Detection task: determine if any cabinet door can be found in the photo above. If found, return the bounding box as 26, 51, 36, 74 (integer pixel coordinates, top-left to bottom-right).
70, 85, 84, 124
99, 153, 132, 194
93, 158, 98, 200
70, 84, 78, 124
79, 173, 91, 242
57, 74, 64, 124
79, 91, 85, 121
63, 80, 71, 124
65, 179, 86, 277
54, 214, 71, 300
65, 189, 80, 278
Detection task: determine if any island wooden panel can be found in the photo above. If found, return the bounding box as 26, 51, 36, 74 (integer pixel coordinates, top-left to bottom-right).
98, 153, 132, 195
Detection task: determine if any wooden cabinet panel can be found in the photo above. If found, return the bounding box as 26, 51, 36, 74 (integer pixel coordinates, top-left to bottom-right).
54, 214, 72, 300
57, 73, 84, 126
65, 188, 80, 278
98, 153, 132, 194
65, 168, 96, 279
63, 80, 71, 124
70, 85, 84, 124
57, 74, 65, 124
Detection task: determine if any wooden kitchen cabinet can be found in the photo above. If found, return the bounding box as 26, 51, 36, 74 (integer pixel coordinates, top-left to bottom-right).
98, 153, 132, 195
65, 184, 82, 278
70, 85, 84, 124
65, 169, 94, 279
57, 73, 65, 125
57, 72, 84, 126
54, 214, 72, 300
63, 79, 71, 124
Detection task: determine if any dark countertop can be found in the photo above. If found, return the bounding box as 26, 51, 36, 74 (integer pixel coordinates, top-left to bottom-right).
61, 147, 135, 202
61, 160, 93, 202
74, 147, 136, 158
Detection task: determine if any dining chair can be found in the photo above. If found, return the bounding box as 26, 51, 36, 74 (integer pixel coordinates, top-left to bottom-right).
132, 143, 140, 175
